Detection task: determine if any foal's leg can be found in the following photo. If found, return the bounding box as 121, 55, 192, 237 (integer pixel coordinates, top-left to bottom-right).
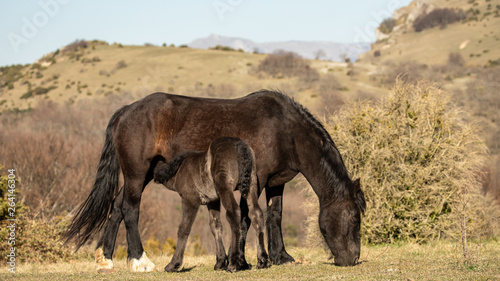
247, 180, 271, 269
123, 177, 156, 272
266, 184, 295, 265
95, 186, 124, 274
238, 197, 251, 262
207, 200, 228, 270
165, 198, 200, 272
217, 181, 250, 272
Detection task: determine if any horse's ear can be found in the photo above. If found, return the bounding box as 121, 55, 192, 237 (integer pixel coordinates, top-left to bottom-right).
353, 178, 360, 189
352, 178, 366, 214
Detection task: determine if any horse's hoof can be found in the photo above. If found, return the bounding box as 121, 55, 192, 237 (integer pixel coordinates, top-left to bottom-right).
164, 262, 181, 272
128, 252, 156, 272
270, 251, 295, 265
95, 247, 115, 274
227, 259, 251, 272
257, 259, 271, 269
214, 257, 228, 271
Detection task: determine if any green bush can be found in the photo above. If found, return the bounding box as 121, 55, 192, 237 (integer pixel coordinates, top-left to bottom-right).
304, 81, 499, 246
0, 167, 90, 263
379, 18, 396, 34
413, 8, 466, 32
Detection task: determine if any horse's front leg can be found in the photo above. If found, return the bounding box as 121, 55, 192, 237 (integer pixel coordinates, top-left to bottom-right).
165, 198, 200, 272
265, 184, 295, 265
207, 200, 228, 270
95, 186, 124, 274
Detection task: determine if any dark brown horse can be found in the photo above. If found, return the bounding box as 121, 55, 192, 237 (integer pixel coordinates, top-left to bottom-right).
64, 90, 366, 273
153, 137, 269, 272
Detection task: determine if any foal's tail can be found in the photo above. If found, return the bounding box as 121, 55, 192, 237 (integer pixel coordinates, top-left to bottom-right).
236, 140, 255, 198
63, 106, 126, 250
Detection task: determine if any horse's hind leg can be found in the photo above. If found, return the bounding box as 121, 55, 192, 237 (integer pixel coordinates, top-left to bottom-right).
123, 177, 156, 272
165, 198, 200, 272
207, 200, 228, 270
247, 179, 271, 269
95, 186, 125, 274
238, 197, 251, 263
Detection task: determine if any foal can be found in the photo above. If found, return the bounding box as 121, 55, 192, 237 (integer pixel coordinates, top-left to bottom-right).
154, 137, 270, 272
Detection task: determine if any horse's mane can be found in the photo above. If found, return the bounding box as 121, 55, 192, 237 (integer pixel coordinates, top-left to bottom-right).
253, 90, 352, 202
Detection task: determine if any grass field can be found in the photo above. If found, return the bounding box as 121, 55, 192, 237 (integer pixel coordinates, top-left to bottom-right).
2, 241, 499, 280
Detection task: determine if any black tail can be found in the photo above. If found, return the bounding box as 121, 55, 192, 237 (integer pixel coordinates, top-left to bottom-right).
235, 140, 254, 198
153, 153, 189, 185
63, 106, 126, 250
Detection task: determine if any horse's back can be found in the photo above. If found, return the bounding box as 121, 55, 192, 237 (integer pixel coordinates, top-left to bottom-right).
113, 91, 296, 184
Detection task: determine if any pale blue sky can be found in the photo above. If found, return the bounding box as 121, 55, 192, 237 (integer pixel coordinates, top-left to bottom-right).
0, 0, 411, 66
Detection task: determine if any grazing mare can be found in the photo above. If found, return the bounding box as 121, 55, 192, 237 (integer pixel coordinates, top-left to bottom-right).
63, 90, 366, 273
153, 137, 269, 272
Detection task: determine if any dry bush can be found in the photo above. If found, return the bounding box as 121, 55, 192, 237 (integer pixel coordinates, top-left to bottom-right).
382, 61, 428, 85
379, 18, 396, 34
317, 74, 344, 115
257, 50, 319, 84
62, 40, 88, 53
453, 67, 500, 200
413, 8, 466, 32
305, 80, 499, 246
0, 98, 129, 219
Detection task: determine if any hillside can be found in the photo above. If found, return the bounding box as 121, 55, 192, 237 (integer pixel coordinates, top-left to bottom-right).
0, 41, 386, 115
359, 0, 500, 66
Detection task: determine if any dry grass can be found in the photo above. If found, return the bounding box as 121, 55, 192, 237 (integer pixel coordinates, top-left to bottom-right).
1, 241, 499, 280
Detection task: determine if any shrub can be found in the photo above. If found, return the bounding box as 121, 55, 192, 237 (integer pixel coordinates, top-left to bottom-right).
305, 81, 498, 245
115, 60, 127, 70
318, 74, 344, 114
382, 61, 427, 85
62, 39, 88, 53
379, 18, 396, 34
0, 64, 24, 89
209, 45, 244, 52
0, 168, 89, 262
448, 52, 465, 67
413, 8, 466, 32
20, 86, 57, 99
257, 50, 319, 82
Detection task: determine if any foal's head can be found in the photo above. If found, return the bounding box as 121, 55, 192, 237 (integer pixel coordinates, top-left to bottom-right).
319, 178, 365, 266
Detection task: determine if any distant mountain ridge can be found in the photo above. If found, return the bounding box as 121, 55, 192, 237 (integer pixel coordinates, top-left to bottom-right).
189, 34, 370, 62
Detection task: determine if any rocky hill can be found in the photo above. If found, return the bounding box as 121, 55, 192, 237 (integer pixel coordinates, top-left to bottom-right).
359, 0, 500, 66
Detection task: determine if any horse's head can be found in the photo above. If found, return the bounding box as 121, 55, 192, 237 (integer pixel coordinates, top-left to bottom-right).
319, 178, 365, 266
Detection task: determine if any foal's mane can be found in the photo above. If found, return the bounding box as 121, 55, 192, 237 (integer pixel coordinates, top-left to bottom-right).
254, 90, 352, 202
